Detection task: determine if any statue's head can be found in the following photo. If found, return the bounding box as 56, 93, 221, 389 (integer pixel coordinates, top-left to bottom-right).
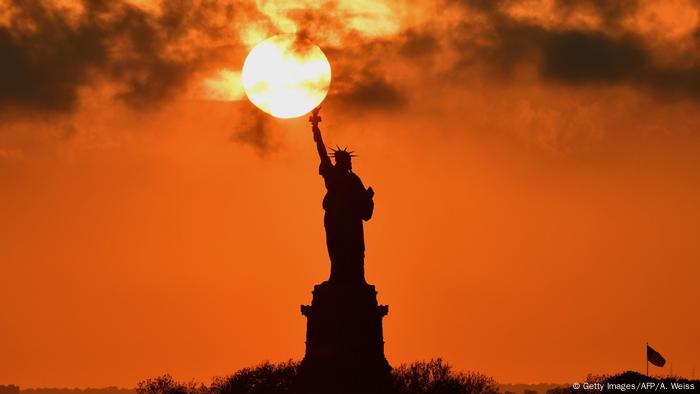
330, 146, 355, 171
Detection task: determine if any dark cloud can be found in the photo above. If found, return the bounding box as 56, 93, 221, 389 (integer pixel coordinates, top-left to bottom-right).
551, 0, 639, 29
321, 36, 409, 112
539, 30, 648, 83
455, 0, 639, 25
0, 1, 107, 113
399, 30, 440, 59
0, 0, 237, 115
535, 29, 700, 100
286, 2, 349, 44
330, 70, 407, 111
232, 103, 275, 155
448, 0, 700, 100
642, 65, 700, 100
449, 12, 540, 77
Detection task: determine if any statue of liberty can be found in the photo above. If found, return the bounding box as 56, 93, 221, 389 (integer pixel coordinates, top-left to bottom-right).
299, 107, 390, 394
309, 107, 374, 284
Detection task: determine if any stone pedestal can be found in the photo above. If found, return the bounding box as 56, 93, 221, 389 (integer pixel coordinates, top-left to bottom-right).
298, 281, 391, 394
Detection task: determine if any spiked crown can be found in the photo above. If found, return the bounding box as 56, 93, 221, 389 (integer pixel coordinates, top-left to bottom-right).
329, 145, 356, 163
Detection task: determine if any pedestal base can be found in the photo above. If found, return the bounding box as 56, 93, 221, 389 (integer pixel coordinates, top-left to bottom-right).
298, 281, 391, 394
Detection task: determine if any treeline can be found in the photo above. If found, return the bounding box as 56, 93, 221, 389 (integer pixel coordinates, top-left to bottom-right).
0, 386, 135, 394
136, 358, 498, 394
546, 371, 698, 393
0, 386, 20, 394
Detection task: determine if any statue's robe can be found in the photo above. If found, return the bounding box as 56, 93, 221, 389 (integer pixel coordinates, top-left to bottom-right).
319, 157, 374, 283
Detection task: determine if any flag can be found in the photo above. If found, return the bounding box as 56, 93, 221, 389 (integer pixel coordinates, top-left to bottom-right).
647, 344, 666, 367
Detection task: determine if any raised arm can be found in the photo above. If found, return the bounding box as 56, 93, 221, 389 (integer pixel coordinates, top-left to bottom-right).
309, 107, 329, 162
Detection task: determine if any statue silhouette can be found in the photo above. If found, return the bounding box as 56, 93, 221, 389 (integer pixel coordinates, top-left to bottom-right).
310, 107, 375, 284
299, 107, 391, 394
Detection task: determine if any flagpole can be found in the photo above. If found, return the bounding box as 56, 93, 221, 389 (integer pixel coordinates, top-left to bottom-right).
646, 342, 649, 376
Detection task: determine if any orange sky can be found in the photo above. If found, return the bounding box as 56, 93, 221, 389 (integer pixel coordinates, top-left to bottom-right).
1, 0, 700, 388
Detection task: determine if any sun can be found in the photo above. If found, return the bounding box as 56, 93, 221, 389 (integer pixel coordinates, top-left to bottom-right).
242, 34, 332, 119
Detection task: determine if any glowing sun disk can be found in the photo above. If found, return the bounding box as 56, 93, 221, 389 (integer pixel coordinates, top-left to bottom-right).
242, 35, 331, 118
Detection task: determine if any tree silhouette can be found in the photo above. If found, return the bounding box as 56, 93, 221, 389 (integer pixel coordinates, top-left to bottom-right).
210, 361, 299, 394
391, 358, 499, 394
137, 375, 205, 394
